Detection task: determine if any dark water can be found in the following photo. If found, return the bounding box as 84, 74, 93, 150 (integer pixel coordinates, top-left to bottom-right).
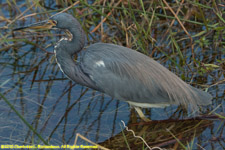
0, 1, 224, 149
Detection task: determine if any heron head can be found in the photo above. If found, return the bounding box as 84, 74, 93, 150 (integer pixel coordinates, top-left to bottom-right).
13, 13, 80, 31
13, 13, 81, 41
50, 13, 80, 30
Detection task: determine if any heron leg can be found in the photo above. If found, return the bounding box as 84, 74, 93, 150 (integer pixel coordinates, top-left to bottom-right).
134, 107, 151, 122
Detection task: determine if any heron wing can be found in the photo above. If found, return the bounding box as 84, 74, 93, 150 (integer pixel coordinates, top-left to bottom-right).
81, 43, 212, 108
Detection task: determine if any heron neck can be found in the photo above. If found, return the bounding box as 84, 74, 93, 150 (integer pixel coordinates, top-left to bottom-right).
55, 49, 99, 90
54, 25, 99, 90
66, 26, 86, 54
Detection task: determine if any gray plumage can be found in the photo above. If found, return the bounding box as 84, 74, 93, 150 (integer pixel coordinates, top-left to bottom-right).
46, 13, 213, 111
82, 43, 212, 110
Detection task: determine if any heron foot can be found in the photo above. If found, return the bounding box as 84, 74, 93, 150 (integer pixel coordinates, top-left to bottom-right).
134, 107, 151, 122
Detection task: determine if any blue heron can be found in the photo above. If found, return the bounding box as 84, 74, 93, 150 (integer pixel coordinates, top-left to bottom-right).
14, 13, 212, 121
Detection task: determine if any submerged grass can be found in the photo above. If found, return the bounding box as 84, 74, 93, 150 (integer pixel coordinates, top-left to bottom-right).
0, 0, 224, 149
0, 92, 48, 145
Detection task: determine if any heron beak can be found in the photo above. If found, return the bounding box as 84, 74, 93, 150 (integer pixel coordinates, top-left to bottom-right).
13, 20, 56, 31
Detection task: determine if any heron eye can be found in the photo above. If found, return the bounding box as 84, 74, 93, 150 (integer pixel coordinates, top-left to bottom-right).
52, 20, 57, 25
